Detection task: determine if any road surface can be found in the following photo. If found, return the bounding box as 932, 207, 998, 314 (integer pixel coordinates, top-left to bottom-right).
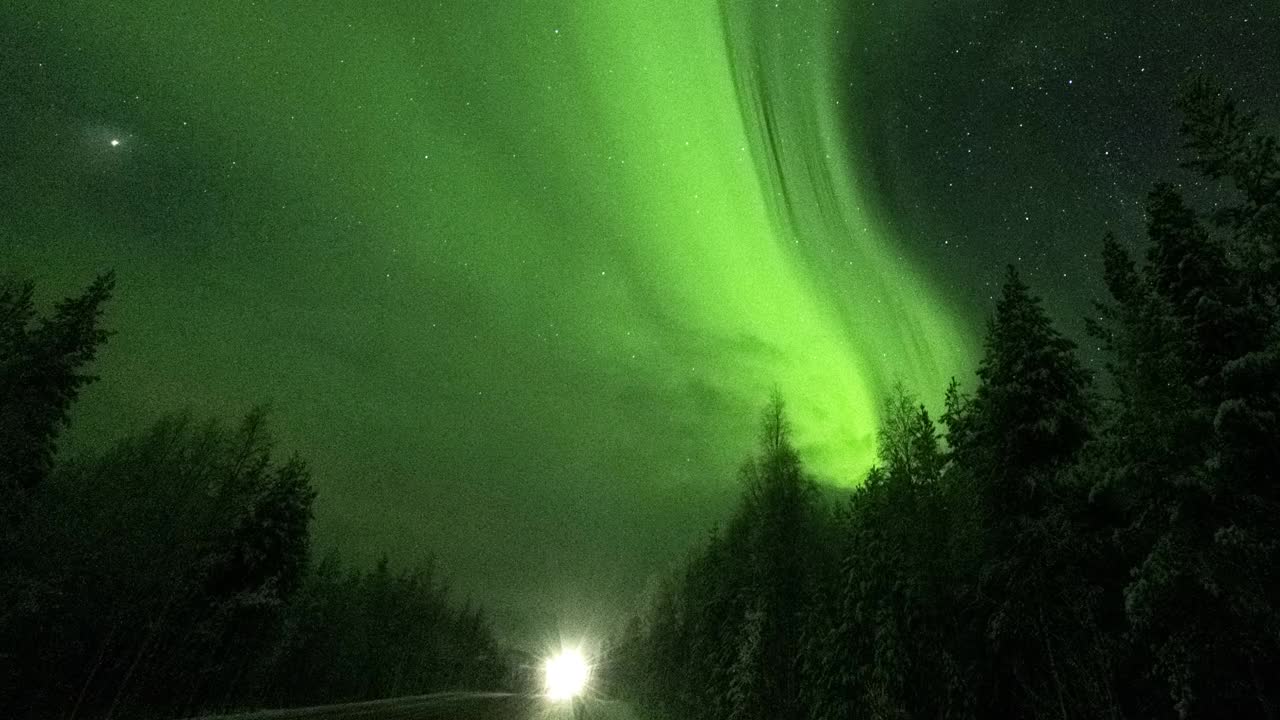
189, 692, 644, 720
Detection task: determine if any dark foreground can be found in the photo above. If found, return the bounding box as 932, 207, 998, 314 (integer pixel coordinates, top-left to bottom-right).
189, 693, 641, 720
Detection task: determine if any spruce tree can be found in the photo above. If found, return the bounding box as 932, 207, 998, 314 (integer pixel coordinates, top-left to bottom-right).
955, 266, 1095, 718
1091, 84, 1280, 718
964, 266, 1093, 496
735, 394, 817, 720
829, 385, 961, 719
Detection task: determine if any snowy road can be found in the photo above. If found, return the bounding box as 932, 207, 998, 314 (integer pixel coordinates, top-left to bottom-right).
189, 692, 643, 720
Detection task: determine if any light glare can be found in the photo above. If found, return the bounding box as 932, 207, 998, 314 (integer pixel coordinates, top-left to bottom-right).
544, 648, 589, 700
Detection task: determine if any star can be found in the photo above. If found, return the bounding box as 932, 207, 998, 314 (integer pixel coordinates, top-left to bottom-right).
109, 138, 121, 147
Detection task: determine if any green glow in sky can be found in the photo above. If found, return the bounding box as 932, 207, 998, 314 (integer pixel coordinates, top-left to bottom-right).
562, 0, 971, 475
3, 0, 972, 623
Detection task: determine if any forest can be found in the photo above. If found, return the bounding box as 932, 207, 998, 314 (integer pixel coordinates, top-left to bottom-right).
607, 83, 1280, 719
2, 82, 1278, 719
0, 294, 508, 711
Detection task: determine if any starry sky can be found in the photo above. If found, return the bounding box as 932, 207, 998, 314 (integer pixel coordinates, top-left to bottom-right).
2, 0, 1276, 636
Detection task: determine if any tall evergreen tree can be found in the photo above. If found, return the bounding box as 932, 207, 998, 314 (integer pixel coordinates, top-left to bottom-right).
613, 396, 823, 720
949, 266, 1097, 718
727, 395, 820, 720
815, 385, 964, 720
1087, 83, 1280, 718
959, 266, 1093, 493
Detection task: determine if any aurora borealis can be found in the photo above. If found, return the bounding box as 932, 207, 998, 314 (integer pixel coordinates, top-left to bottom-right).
3, 0, 1277, 631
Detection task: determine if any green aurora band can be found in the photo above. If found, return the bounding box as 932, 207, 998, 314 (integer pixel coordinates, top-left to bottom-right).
566, 0, 973, 476
2, 0, 978, 619
10, 0, 972, 486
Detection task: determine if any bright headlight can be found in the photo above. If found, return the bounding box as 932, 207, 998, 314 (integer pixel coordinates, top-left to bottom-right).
544, 647, 589, 700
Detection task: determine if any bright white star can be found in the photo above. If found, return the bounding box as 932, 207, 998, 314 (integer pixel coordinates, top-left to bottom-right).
110, 139, 121, 147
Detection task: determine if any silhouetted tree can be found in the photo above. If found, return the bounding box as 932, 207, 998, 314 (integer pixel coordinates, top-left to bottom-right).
613, 396, 824, 720
807, 385, 963, 719
2, 412, 316, 718
1085, 81, 1280, 718
615, 88, 1280, 720
730, 395, 822, 720
255, 553, 506, 707
0, 273, 511, 719
940, 265, 1098, 717
0, 273, 113, 525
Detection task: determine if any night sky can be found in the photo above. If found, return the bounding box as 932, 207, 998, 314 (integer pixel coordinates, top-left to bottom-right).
2, 1, 1276, 635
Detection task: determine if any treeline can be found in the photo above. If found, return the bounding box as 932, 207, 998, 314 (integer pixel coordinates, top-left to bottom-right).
611, 83, 1280, 719
0, 280, 507, 717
